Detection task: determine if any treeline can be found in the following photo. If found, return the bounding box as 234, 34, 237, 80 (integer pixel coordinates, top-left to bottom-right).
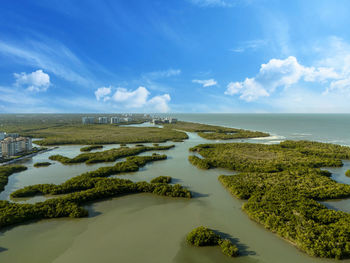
0, 165, 27, 193
163, 121, 269, 140
190, 140, 350, 259
150, 176, 171, 184
31, 125, 189, 146
3, 155, 191, 229
187, 226, 238, 257
49, 145, 175, 165
80, 145, 103, 152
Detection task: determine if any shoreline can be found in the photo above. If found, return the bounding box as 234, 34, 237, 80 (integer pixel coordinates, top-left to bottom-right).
0, 147, 58, 166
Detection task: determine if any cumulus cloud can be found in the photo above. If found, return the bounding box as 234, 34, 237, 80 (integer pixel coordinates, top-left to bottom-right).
112, 86, 150, 108
192, 78, 217, 87
94, 86, 171, 112
148, 94, 171, 112
14, 69, 51, 92
95, 86, 112, 101
225, 56, 340, 101
225, 78, 269, 101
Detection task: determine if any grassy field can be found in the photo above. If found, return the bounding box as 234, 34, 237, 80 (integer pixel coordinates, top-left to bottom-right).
18, 125, 189, 145
190, 140, 350, 259
163, 121, 269, 139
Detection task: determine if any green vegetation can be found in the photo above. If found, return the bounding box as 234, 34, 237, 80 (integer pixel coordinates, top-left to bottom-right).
218, 239, 239, 257
164, 121, 269, 140
346, 169, 350, 177
2, 154, 191, 229
188, 156, 210, 169
0, 165, 27, 193
190, 140, 350, 259
150, 176, 172, 184
20, 125, 188, 146
33, 162, 52, 168
80, 145, 103, 152
187, 226, 238, 257
49, 145, 175, 165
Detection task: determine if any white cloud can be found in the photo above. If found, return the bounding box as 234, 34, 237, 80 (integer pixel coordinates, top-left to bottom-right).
192, 78, 217, 87
148, 94, 171, 112
112, 86, 150, 108
189, 0, 233, 7
95, 86, 171, 112
230, 39, 268, 53
225, 78, 269, 101
225, 56, 340, 102
14, 69, 51, 92
95, 86, 112, 101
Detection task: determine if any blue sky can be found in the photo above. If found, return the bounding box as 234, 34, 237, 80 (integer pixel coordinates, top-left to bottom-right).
1, 0, 350, 113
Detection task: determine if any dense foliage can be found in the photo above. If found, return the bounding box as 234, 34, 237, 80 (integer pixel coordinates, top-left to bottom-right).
3, 154, 191, 229
191, 140, 350, 259
187, 226, 238, 257
49, 145, 175, 165
33, 162, 51, 168
150, 176, 172, 184
346, 169, 350, 177
218, 239, 239, 257
0, 165, 27, 193
80, 145, 103, 152
164, 121, 269, 140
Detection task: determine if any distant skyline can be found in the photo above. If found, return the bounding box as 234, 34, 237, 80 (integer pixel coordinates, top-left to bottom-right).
1, 0, 350, 113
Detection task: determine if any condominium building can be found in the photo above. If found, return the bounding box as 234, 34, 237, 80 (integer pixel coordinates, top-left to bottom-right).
110, 117, 121, 124
0, 137, 32, 157
82, 117, 95, 124
98, 117, 108, 124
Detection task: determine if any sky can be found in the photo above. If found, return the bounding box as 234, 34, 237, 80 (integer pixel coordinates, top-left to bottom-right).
1, 0, 350, 113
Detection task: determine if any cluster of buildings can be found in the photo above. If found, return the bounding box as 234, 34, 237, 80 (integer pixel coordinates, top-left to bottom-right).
0, 132, 32, 158
152, 117, 178, 124
82, 116, 134, 125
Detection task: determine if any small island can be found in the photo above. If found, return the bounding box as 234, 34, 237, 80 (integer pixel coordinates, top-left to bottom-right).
80, 145, 103, 152
346, 169, 350, 177
187, 226, 238, 257
33, 162, 52, 168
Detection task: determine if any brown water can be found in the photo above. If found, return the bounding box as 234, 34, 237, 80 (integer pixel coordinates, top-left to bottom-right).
1, 127, 350, 262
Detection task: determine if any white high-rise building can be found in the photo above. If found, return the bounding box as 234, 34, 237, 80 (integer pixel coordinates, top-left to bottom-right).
98, 117, 108, 124
110, 117, 121, 124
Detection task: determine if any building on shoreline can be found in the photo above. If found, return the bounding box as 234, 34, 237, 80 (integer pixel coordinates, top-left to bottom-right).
98, 117, 108, 124
110, 117, 121, 124
152, 117, 177, 124
0, 133, 32, 157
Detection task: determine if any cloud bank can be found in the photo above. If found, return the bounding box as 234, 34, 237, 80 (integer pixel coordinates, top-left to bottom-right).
225, 56, 340, 101
95, 86, 171, 112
